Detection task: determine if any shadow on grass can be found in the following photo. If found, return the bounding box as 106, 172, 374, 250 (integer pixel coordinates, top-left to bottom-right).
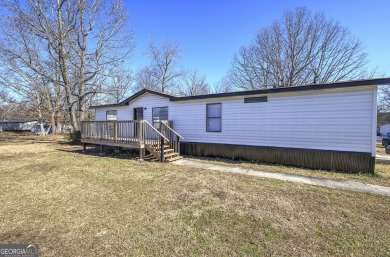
0, 131, 68, 145
55, 145, 141, 160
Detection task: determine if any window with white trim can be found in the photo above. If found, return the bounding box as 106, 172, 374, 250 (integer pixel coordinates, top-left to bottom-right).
152, 107, 168, 129
206, 103, 221, 132
106, 110, 117, 121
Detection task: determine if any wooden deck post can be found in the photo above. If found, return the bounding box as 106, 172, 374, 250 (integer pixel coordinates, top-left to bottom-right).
99, 144, 105, 156
160, 137, 165, 163
113, 121, 117, 143
177, 135, 180, 154
139, 148, 145, 161
80, 121, 84, 141
141, 120, 144, 145
138, 120, 144, 147
82, 143, 86, 152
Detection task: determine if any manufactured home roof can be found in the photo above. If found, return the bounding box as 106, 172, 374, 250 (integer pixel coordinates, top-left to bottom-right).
90, 77, 390, 109
90, 89, 176, 108
0, 119, 39, 123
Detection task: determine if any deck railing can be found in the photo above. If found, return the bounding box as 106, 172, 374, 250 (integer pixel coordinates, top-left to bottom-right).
143, 121, 169, 161
81, 120, 182, 162
81, 120, 140, 145
160, 121, 184, 154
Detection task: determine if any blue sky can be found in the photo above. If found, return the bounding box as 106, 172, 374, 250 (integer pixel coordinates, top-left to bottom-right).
126, 0, 389, 86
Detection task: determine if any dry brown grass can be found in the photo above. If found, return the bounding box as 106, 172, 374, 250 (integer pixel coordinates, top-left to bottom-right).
1, 132, 390, 256
377, 145, 385, 155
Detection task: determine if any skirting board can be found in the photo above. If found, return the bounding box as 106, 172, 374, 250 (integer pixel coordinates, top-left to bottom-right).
180, 142, 375, 174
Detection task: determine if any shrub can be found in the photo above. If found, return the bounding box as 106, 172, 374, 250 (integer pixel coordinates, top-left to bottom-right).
66, 130, 81, 144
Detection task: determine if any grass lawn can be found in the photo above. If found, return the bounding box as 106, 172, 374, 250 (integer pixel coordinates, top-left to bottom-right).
377, 144, 386, 156
187, 150, 390, 187
0, 132, 390, 256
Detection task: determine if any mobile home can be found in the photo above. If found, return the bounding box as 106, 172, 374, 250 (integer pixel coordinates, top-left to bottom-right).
0, 120, 39, 132
82, 78, 390, 173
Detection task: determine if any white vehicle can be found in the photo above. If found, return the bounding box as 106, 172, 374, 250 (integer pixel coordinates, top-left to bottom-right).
31, 124, 52, 135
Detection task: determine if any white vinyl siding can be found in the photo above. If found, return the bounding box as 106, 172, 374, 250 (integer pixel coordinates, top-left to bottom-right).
95, 93, 171, 124
94, 86, 376, 154
170, 86, 376, 154
95, 109, 107, 121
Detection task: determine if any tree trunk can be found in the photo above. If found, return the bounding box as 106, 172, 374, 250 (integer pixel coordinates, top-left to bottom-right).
50, 113, 57, 134
56, 119, 62, 134
37, 108, 46, 137
78, 4, 87, 125
70, 105, 79, 131
57, 4, 79, 131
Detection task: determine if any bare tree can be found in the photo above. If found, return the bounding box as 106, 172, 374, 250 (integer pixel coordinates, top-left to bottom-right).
1, 0, 134, 131
133, 66, 160, 92
229, 7, 370, 90
137, 41, 183, 93
177, 70, 209, 96
377, 86, 390, 126
0, 72, 47, 134
378, 86, 390, 111
212, 77, 235, 93
104, 68, 133, 103
68, 0, 134, 124
0, 11, 52, 134
0, 90, 19, 120
43, 61, 64, 133
0, 101, 37, 121
0, 89, 10, 105
0, 86, 38, 121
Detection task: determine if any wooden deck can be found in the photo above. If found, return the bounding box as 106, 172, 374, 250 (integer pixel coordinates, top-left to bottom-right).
80, 120, 184, 162
81, 120, 143, 147
81, 138, 141, 148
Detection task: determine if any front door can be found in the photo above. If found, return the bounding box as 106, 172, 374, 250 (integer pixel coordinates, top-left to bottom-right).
134, 108, 143, 120
133, 108, 143, 137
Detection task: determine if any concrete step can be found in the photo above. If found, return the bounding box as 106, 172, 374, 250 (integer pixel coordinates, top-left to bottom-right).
376, 155, 390, 164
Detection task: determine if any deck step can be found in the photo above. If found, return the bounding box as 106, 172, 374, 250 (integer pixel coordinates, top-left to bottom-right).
145, 143, 181, 162
165, 156, 183, 162
147, 152, 178, 159
164, 152, 179, 159
164, 149, 174, 154
150, 144, 170, 149
144, 154, 159, 162
152, 148, 174, 152
150, 148, 175, 154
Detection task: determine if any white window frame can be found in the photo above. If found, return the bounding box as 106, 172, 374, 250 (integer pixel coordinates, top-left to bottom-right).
206, 103, 222, 132
106, 110, 117, 121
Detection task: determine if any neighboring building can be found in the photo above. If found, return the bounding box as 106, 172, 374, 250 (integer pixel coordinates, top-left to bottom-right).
83, 78, 390, 173
0, 120, 39, 132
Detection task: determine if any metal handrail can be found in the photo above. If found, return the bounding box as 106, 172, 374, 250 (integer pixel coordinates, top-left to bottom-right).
161, 121, 184, 139
144, 120, 169, 141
